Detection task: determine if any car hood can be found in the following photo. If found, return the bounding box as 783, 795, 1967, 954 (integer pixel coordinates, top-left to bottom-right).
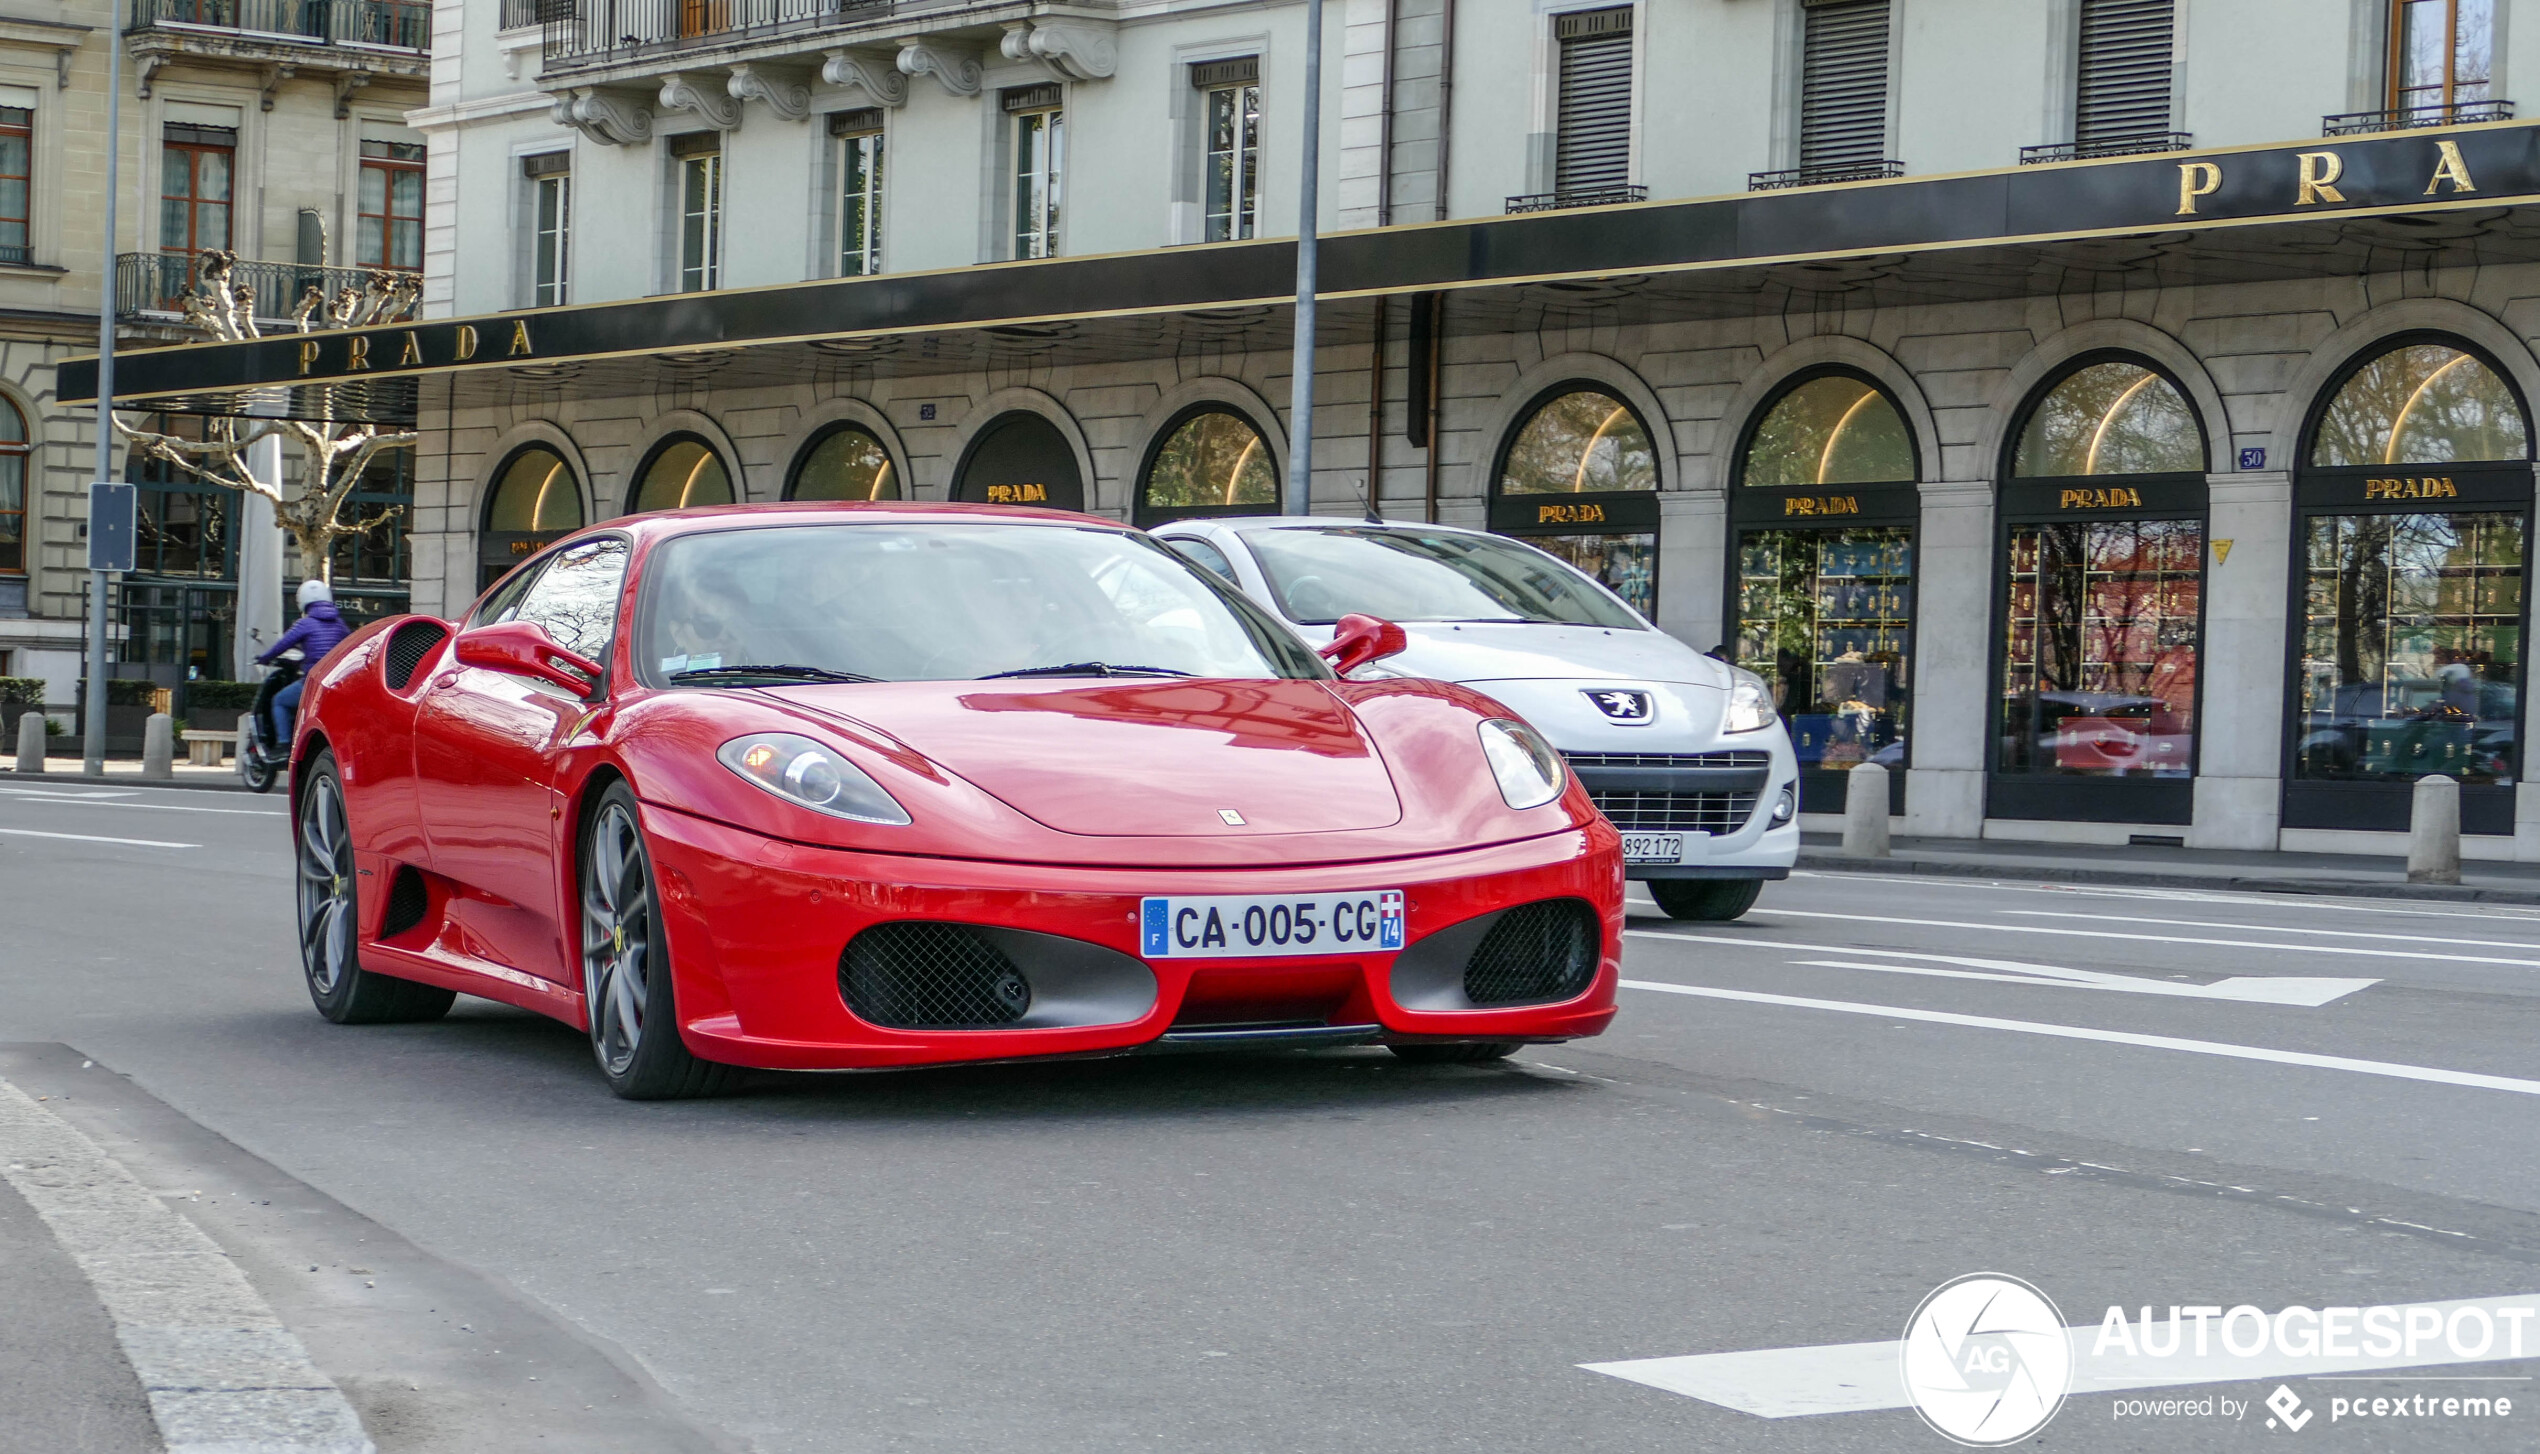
1301, 621, 1733, 690
772, 679, 1404, 837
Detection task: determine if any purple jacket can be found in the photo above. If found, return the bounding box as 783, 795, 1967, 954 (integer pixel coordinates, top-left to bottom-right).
259, 600, 349, 667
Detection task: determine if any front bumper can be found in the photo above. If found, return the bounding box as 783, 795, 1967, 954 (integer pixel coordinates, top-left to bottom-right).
638, 804, 1622, 1070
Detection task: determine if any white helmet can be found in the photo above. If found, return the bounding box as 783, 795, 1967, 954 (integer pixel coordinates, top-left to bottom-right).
296, 578, 333, 610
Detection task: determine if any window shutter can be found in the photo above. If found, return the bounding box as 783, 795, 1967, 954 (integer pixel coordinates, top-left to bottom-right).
2074, 0, 2174, 146
1799, 0, 1890, 172
1554, 7, 1634, 193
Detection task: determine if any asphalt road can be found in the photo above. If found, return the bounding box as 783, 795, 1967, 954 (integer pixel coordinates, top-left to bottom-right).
4, 776, 2540, 1451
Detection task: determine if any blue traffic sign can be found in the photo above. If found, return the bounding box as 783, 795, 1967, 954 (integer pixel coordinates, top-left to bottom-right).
88, 482, 136, 573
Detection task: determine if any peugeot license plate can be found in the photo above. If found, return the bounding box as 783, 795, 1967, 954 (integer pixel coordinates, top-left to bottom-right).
1621, 832, 1683, 865
1140, 891, 1405, 959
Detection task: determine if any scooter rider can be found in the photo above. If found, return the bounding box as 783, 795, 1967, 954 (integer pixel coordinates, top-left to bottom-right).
257, 578, 349, 751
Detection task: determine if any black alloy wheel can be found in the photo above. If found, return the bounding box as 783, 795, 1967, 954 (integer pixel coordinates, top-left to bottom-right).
1647, 877, 1764, 922
296, 750, 454, 1024
579, 781, 739, 1100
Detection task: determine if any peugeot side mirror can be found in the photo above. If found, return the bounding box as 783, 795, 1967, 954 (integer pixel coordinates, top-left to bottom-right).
1319, 613, 1409, 677
453, 620, 604, 695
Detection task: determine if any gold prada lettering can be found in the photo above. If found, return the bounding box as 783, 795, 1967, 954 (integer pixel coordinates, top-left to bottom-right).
2296, 150, 2347, 205
984, 482, 1049, 504
1535, 502, 1607, 525
1781, 495, 1861, 517
2058, 486, 2143, 510
2176, 161, 2222, 216
506, 319, 533, 357
2426, 138, 2477, 195
2364, 476, 2459, 500
396, 331, 423, 367
344, 335, 371, 371
455, 324, 479, 361
298, 339, 321, 375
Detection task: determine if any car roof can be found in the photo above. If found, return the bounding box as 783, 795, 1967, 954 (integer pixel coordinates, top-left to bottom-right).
581, 500, 1128, 546
1156, 514, 1494, 538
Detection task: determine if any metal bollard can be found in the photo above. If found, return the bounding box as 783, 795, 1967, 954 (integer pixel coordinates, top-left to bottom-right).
141, 712, 175, 780
13, 710, 43, 773
2406, 773, 2461, 885
1842, 761, 1890, 858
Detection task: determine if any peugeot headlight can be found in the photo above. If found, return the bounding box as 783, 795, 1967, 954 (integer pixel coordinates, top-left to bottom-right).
1478, 718, 1565, 811
717, 733, 911, 825
1724, 675, 1776, 734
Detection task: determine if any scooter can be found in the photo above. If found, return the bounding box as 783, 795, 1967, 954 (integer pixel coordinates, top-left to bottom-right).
237, 650, 303, 794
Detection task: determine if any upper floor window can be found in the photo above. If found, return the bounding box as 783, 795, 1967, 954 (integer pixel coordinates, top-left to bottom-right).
831, 109, 884, 276
1008, 86, 1063, 260
1193, 59, 1260, 242
524, 150, 570, 306
2074, 0, 2177, 149
0, 106, 31, 267
160, 124, 233, 259
2390, 0, 2494, 116
672, 134, 722, 291
0, 395, 23, 574
357, 139, 424, 272
1799, 0, 1892, 177
1553, 7, 1634, 196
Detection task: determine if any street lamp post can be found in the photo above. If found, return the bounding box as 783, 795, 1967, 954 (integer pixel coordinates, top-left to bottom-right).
1282, 0, 1324, 517
82, 19, 121, 776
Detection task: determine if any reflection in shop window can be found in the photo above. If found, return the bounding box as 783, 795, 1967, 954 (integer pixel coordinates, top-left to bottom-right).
2013, 362, 2202, 477
1497, 389, 1659, 620
2296, 511, 2521, 785
1141, 410, 1276, 511
631, 438, 734, 514
1737, 528, 1911, 769
1742, 376, 1914, 487
2310, 343, 2526, 467
1999, 521, 2202, 777
790, 426, 897, 501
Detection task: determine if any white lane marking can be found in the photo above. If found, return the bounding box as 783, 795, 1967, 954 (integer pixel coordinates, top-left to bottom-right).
1618, 980, 2540, 1096
1793, 871, 2540, 923
0, 788, 281, 817
1628, 930, 2378, 1004
1748, 908, 2540, 970
2004, 908, 2540, 952
1583, 1292, 2540, 1418
0, 826, 197, 849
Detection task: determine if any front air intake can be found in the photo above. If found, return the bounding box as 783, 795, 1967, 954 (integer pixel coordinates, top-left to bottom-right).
841, 922, 1034, 1029
1462, 899, 1599, 1007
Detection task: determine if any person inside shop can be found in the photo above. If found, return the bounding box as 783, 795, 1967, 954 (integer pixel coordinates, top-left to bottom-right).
258, 578, 350, 749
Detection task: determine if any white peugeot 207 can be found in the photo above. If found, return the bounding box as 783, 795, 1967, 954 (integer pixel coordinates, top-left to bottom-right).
1150, 516, 1800, 921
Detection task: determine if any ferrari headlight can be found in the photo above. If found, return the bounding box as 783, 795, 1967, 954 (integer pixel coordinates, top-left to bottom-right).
1724, 675, 1776, 734
1478, 718, 1565, 811
717, 733, 911, 825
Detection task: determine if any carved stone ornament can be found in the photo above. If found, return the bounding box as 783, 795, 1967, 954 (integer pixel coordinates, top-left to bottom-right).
895, 38, 982, 98
659, 72, 742, 130
552, 87, 653, 146
727, 64, 811, 122
821, 47, 908, 108
999, 20, 1119, 82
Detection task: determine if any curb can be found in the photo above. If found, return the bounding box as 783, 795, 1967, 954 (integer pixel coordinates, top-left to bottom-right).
0, 769, 257, 796
1794, 852, 2540, 906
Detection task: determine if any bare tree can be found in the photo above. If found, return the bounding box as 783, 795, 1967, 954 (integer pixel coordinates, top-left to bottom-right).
114, 249, 423, 579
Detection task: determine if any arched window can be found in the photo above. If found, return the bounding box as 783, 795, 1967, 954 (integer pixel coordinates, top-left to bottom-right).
629, 435, 735, 514
2291, 337, 2531, 833
479, 444, 583, 591
787, 423, 898, 501
1994, 358, 2210, 817
1729, 370, 1918, 807
1487, 386, 1660, 619
0, 395, 25, 576
1135, 406, 1277, 526
952, 411, 1085, 511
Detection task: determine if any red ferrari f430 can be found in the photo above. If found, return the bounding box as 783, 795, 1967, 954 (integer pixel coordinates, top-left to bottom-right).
288, 504, 1621, 1097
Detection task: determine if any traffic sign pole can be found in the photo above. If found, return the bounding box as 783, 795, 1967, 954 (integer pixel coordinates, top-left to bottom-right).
83, 24, 119, 776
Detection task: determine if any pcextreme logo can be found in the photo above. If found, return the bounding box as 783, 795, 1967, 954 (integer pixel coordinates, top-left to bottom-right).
1899, 1273, 2075, 1446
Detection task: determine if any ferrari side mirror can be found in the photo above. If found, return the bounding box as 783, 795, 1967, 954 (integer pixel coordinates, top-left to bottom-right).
1318, 613, 1409, 676
454, 620, 604, 695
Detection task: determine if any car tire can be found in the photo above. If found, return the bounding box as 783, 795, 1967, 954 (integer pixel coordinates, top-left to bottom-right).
1647, 877, 1763, 922
1388, 1042, 1521, 1064
579, 782, 741, 1101
296, 750, 457, 1025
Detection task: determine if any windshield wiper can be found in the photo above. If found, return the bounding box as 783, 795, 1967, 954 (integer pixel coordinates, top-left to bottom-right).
980, 661, 1195, 680
668, 664, 880, 685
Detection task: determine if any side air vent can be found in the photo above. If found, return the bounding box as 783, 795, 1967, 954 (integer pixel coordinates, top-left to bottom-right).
841, 922, 1034, 1029
1462, 899, 1600, 1007
379, 866, 429, 938
382, 620, 449, 690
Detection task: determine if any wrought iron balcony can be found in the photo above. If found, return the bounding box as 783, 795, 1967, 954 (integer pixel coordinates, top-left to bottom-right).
1748, 160, 1905, 191
1505, 185, 1649, 215
2020, 132, 2193, 165
128, 0, 429, 50
115, 253, 385, 324
542, 0, 898, 67
2322, 100, 2514, 136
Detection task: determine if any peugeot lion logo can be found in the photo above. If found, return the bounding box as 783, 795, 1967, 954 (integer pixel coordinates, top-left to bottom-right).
1583, 688, 1655, 724
1899, 1273, 2073, 1446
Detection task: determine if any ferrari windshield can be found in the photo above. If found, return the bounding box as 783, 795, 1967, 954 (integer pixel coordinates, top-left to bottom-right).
636, 523, 1329, 684
1246, 527, 1645, 629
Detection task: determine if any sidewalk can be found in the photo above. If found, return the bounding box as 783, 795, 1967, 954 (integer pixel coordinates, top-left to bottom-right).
1799, 833, 2540, 905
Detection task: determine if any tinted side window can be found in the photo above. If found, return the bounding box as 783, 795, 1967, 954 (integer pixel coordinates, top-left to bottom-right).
514, 537, 631, 663
1163, 536, 1239, 583
473, 558, 546, 627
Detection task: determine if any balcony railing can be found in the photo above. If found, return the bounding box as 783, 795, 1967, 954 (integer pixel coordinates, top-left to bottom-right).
2019, 132, 2193, 165
544, 0, 895, 66
129, 0, 428, 50
1748, 160, 1905, 191
2323, 100, 2514, 136
1505, 184, 1648, 214
116, 253, 385, 323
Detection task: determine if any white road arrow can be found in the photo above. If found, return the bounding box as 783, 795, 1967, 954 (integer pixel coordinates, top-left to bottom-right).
1627, 932, 2379, 1007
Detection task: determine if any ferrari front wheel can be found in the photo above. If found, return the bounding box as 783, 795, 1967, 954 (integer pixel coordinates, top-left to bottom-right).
580, 782, 738, 1100
297, 750, 455, 1025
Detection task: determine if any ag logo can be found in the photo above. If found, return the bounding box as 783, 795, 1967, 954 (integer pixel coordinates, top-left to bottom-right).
1899, 1273, 2073, 1446
1582, 688, 1654, 724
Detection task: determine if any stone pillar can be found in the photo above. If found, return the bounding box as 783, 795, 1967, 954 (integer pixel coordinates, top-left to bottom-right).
140, 712, 173, 780
232, 427, 287, 682
2187, 470, 2291, 851
1656, 489, 1726, 652
1903, 479, 1992, 838
14, 708, 43, 773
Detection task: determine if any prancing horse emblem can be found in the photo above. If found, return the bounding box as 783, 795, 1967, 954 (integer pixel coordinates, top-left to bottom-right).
1583, 689, 1655, 725
1218, 809, 1246, 826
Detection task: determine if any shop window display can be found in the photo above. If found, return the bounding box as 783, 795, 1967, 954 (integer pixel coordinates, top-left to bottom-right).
1490, 387, 1661, 619
1140, 409, 1276, 519
789, 425, 897, 501
479, 445, 583, 590
631, 437, 735, 515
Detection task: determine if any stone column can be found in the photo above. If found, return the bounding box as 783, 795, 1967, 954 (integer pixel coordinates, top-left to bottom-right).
1903, 479, 1992, 839
2187, 470, 2292, 851
1656, 489, 1725, 651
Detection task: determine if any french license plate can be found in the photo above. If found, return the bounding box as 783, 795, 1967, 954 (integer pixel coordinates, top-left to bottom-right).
1140, 891, 1405, 959
1621, 832, 1684, 865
